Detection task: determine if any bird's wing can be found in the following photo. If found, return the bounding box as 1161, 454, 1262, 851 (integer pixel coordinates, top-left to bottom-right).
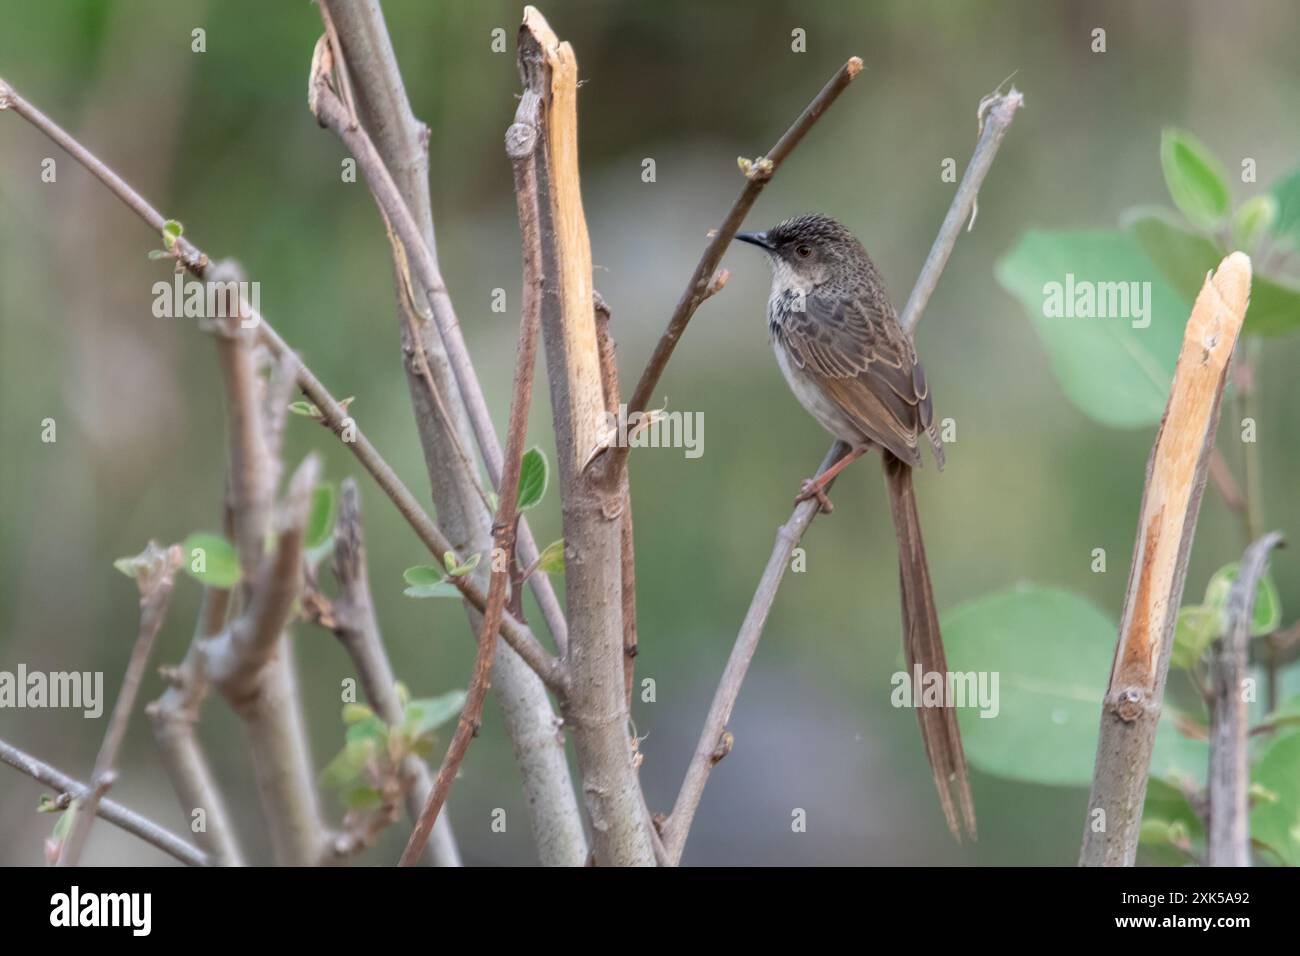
774, 292, 934, 467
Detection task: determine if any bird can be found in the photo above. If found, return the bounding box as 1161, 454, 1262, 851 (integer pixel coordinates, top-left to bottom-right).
735, 213, 976, 840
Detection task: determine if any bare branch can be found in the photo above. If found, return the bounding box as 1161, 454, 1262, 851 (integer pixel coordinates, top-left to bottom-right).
898, 86, 1024, 334
0, 738, 210, 867
56, 542, 183, 866
1081, 253, 1251, 867
399, 115, 548, 863
1207, 530, 1284, 866
616, 56, 864, 468
661, 85, 1025, 865
593, 294, 638, 705
147, 588, 245, 866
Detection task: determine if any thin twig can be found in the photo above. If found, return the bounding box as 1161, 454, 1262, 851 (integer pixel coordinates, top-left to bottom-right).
661, 85, 1025, 866
1207, 530, 1284, 866
614, 56, 864, 477
56, 542, 183, 866
0, 738, 209, 867
593, 293, 638, 705
399, 108, 547, 865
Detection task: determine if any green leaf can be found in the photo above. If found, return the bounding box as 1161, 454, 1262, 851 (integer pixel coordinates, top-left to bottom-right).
535, 538, 565, 575
345, 714, 388, 748
1270, 164, 1300, 243
180, 532, 241, 589
996, 231, 1186, 427
943, 585, 1207, 787
320, 738, 374, 790
341, 703, 374, 725
161, 219, 184, 249
516, 447, 548, 510
288, 400, 319, 418
1159, 128, 1230, 230
52, 804, 76, 841
1169, 605, 1220, 670
403, 565, 444, 587
1128, 208, 1300, 336
341, 786, 385, 810
305, 483, 337, 551
1232, 195, 1277, 253
404, 582, 461, 599
1250, 730, 1300, 865
1143, 776, 1205, 840
147, 249, 172, 260
403, 690, 467, 741
1203, 563, 1283, 637
443, 551, 481, 577
1264, 694, 1300, 731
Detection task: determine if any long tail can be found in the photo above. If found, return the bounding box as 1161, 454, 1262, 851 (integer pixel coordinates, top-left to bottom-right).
882, 452, 976, 841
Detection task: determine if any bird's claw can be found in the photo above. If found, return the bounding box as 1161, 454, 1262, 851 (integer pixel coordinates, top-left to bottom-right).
794, 478, 834, 514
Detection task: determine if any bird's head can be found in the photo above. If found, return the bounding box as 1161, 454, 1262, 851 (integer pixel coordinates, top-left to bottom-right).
735, 213, 869, 289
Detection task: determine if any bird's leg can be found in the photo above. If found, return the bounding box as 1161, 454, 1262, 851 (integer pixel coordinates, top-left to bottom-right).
794, 446, 867, 513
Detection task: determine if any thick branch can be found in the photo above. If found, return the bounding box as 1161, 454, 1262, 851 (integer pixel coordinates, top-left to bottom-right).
0, 738, 209, 867
1081, 253, 1251, 867
518, 6, 655, 866
661, 85, 1025, 865
1207, 530, 1284, 866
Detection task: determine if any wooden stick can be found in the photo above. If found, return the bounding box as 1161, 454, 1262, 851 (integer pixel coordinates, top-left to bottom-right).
1080, 252, 1252, 867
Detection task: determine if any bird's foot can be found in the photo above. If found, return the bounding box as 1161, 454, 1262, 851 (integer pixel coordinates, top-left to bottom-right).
794, 477, 834, 514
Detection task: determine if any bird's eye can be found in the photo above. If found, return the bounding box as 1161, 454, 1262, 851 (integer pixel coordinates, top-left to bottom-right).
795, 244, 813, 258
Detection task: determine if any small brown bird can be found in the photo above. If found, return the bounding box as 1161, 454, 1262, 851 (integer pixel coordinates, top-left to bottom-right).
736, 213, 975, 840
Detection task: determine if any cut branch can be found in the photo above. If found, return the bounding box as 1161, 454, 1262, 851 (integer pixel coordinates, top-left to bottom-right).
0, 738, 210, 867
518, 6, 655, 865
661, 85, 1025, 865
1207, 530, 1284, 867
1080, 252, 1251, 867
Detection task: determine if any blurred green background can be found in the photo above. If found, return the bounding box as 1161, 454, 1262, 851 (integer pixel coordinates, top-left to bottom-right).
1, 0, 1297, 865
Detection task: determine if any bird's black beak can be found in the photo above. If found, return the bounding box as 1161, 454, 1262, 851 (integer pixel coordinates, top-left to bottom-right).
735, 231, 773, 251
